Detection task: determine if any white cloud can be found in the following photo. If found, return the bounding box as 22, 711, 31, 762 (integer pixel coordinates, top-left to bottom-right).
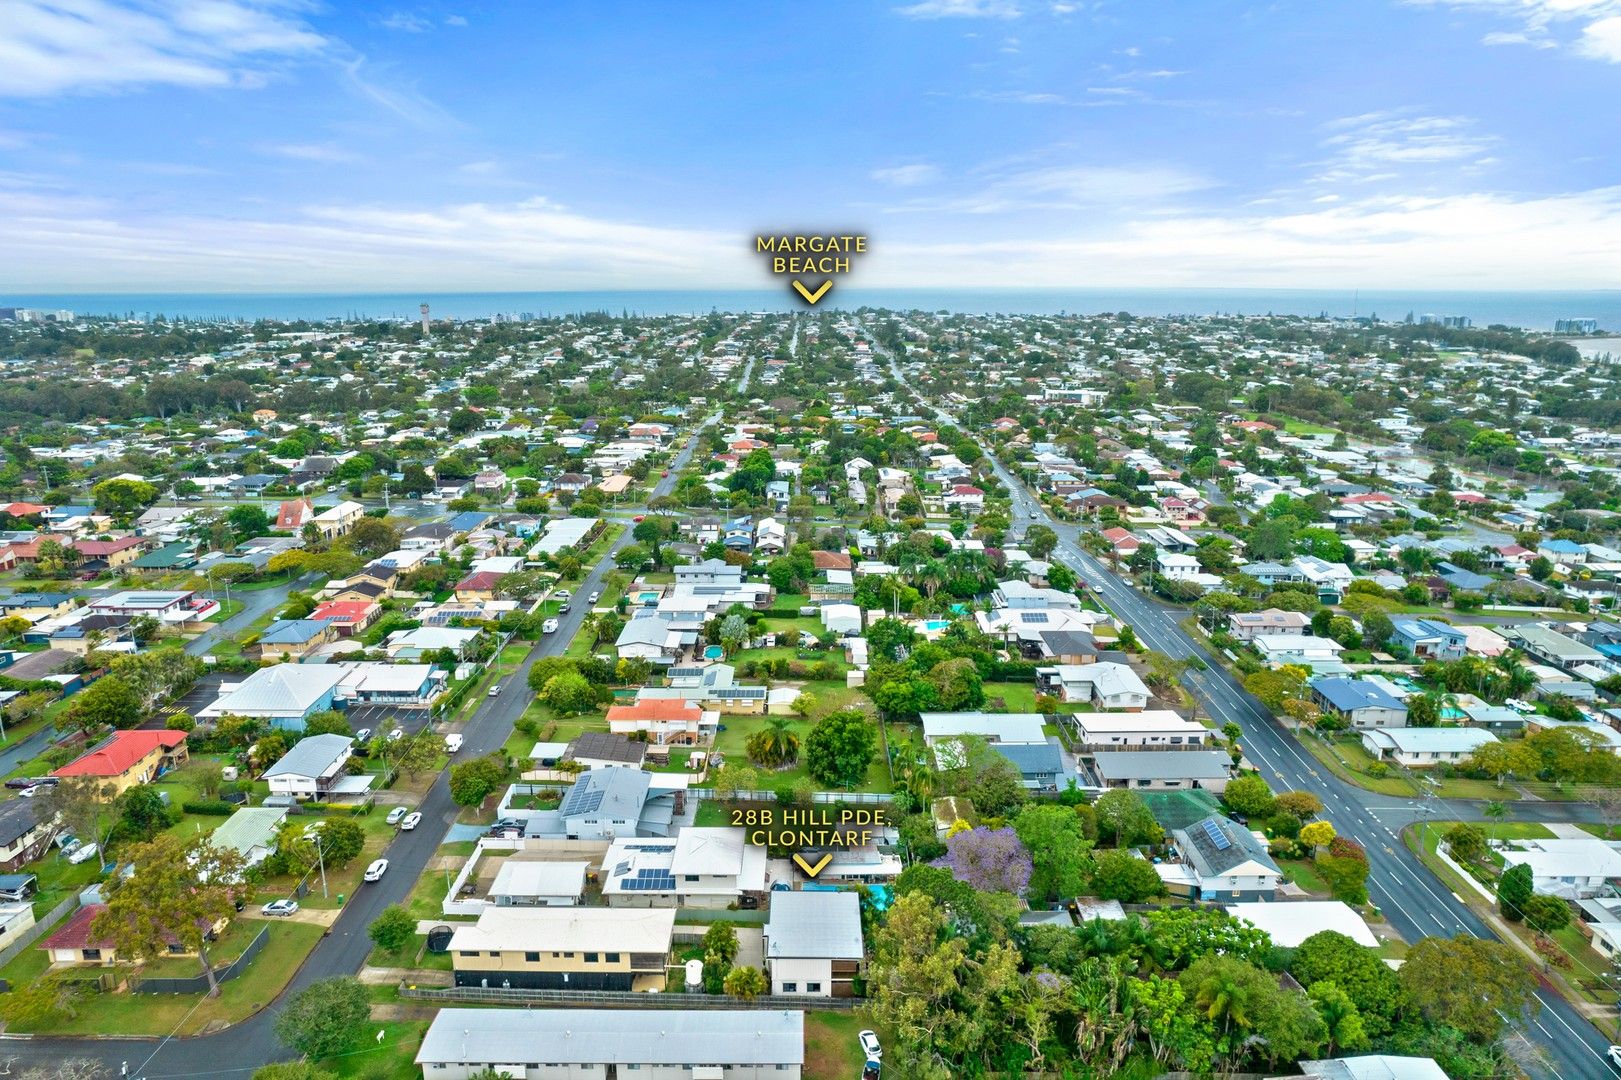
1577, 14, 1621, 57
871, 163, 941, 186
444, 13, 467, 25
261, 142, 359, 163
0, 0, 327, 97
885, 162, 1211, 214
1317, 112, 1496, 180
1406, 0, 1621, 61
379, 11, 432, 33
894, 0, 1021, 19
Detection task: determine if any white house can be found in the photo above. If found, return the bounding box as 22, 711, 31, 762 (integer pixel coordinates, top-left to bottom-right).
1360, 726, 1497, 767
261, 733, 369, 800
1500, 838, 1621, 899
1070, 710, 1209, 747
1155, 551, 1201, 581
764, 889, 864, 998
601, 828, 767, 908
1037, 662, 1150, 711
1253, 634, 1345, 667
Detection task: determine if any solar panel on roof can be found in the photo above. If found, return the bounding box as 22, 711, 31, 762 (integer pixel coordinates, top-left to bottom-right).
1020, 612, 1050, 624
1202, 819, 1232, 851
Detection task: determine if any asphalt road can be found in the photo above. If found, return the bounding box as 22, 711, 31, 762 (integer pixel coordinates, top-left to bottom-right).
873, 338, 1618, 1080
0, 413, 722, 1078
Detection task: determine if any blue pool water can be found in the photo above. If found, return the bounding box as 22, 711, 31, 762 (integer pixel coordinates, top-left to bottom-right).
924, 619, 951, 632
703, 645, 724, 660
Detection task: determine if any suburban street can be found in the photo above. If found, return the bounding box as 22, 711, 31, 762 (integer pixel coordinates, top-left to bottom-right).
875, 339, 1619, 1080
0, 413, 722, 1078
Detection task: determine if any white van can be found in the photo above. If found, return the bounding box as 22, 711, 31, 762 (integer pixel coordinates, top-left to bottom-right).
445, 733, 463, 753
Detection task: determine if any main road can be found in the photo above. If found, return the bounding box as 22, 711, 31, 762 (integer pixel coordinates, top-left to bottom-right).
0, 399, 728, 1079
873, 337, 1616, 1080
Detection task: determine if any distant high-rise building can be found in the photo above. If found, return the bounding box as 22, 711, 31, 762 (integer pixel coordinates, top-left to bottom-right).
420, 302, 430, 336
1418, 314, 1441, 326
1556, 318, 1600, 334
1418, 314, 1470, 328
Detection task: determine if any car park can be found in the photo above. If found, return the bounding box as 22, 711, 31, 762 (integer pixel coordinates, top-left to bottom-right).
364, 858, 389, 882
386, 806, 408, 825
261, 898, 299, 917
401, 812, 422, 831
542, 618, 559, 634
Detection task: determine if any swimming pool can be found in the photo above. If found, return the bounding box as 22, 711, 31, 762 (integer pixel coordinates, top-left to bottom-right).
703, 645, 724, 660
924, 619, 951, 632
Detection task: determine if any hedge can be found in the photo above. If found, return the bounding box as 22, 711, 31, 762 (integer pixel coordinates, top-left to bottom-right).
299, 802, 370, 815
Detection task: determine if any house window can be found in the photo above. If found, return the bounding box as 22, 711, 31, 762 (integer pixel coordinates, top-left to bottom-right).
606, 952, 620, 962
807, 982, 822, 993
459, 950, 477, 957
585, 952, 599, 963
488, 951, 500, 957
82, 949, 101, 960
782, 982, 797, 992
525, 952, 540, 962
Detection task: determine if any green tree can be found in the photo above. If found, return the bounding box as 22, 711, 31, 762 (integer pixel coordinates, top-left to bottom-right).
273, 976, 371, 1060
723, 965, 768, 999
226, 503, 272, 539
1498, 861, 1533, 921
1291, 930, 1404, 1038
542, 670, 596, 714
450, 753, 509, 806
1012, 804, 1095, 901
1093, 789, 1162, 847
1522, 893, 1571, 933
1308, 981, 1369, 1054
1405, 693, 1441, 727
368, 905, 417, 954
1024, 523, 1058, 558
1092, 848, 1167, 902
803, 709, 878, 788
67, 674, 142, 730
701, 921, 739, 968
91, 477, 160, 515
1223, 773, 1275, 818
1397, 935, 1536, 1041
1444, 822, 1487, 863
303, 710, 352, 737
92, 834, 247, 995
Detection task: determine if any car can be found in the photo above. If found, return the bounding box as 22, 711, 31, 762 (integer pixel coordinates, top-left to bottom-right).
559, 602, 571, 613
385, 806, 408, 825
4, 778, 33, 790
355, 727, 373, 744
400, 812, 422, 831
1609, 1045, 1621, 1070
387, 727, 404, 740
261, 899, 299, 917
554, 589, 571, 600
31, 777, 58, 787
542, 618, 559, 634
445, 733, 463, 753
364, 858, 389, 882
488, 827, 522, 840
495, 817, 523, 830
19, 786, 38, 798
738, 894, 759, 910
859, 1031, 882, 1062
661, 470, 669, 477
633, 514, 644, 522
588, 591, 601, 603
862, 1062, 880, 1080
489, 684, 502, 697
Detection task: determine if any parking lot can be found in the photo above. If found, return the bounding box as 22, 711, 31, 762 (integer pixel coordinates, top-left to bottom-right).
148, 673, 234, 727
345, 703, 435, 738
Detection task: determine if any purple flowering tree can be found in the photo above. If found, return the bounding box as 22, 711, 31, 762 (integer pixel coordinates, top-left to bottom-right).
933, 826, 1033, 894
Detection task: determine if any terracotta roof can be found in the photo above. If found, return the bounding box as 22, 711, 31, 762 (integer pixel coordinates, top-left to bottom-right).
812, 550, 853, 571
276, 498, 315, 530
454, 571, 505, 591
310, 600, 376, 622
606, 699, 702, 723
42, 904, 113, 951
53, 730, 186, 779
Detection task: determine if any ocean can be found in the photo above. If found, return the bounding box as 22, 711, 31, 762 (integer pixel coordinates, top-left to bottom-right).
4, 288, 1618, 332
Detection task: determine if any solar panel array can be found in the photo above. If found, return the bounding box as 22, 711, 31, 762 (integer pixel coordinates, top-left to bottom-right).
624, 843, 676, 853
1202, 819, 1232, 851
1020, 612, 1050, 624
620, 868, 677, 891
560, 787, 605, 816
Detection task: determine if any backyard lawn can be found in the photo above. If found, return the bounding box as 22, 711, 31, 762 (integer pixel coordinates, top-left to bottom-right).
805, 1010, 875, 1080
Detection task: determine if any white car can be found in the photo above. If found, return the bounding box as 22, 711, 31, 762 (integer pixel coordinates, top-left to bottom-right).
387, 727, 404, 741
261, 899, 299, 917
445, 734, 463, 753
19, 785, 38, 798
542, 618, 559, 634
1609, 1045, 1621, 1070
859, 1030, 882, 1062
354, 727, 373, 744
363, 858, 389, 882
587, 590, 601, 603
400, 812, 422, 831
385, 806, 408, 826
488, 684, 502, 697
554, 589, 571, 600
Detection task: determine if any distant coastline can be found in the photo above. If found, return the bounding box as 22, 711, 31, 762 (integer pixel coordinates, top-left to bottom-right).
4, 287, 1618, 332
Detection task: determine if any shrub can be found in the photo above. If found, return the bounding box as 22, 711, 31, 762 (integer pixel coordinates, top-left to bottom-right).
181, 800, 235, 816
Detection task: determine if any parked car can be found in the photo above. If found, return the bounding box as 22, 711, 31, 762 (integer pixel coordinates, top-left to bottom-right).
364, 858, 389, 882
587, 590, 601, 603
862, 1062, 880, 1080
355, 727, 373, 744
559, 602, 571, 613
1608, 1045, 1621, 1070
859, 1031, 882, 1062
542, 618, 559, 634
488, 827, 522, 840
387, 727, 404, 741
445, 734, 463, 753
488, 684, 502, 697
385, 806, 408, 826
401, 812, 422, 831
554, 589, 571, 600
4, 778, 33, 790
67, 842, 99, 866
19, 786, 39, 798
261, 899, 299, 917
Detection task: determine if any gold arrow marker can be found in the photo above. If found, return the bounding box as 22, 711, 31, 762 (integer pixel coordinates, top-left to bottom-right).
792, 852, 834, 878
791, 280, 833, 305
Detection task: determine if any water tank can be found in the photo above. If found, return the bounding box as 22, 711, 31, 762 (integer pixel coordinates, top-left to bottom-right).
684, 958, 704, 991
221, 766, 239, 782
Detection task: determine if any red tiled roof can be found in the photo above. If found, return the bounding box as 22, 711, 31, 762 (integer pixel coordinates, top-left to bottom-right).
951, 485, 985, 496
3, 502, 47, 517
606, 700, 702, 723
74, 538, 143, 556
53, 730, 186, 779
454, 571, 505, 591
276, 498, 315, 530
42, 904, 113, 951
310, 600, 376, 623
812, 550, 853, 570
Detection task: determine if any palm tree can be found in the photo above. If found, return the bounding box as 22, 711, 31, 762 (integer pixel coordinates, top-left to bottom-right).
1193, 969, 1253, 1035
1496, 651, 1536, 699
1483, 799, 1509, 842
759, 716, 800, 765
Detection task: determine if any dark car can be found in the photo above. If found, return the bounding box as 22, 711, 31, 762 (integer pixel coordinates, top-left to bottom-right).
4, 778, 34, 790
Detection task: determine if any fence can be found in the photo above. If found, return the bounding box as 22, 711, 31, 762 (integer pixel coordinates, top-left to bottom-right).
0, 892, 81, 982
724, 789, 895, 805
131, 926, 268, 994
400, 983, 859, 1011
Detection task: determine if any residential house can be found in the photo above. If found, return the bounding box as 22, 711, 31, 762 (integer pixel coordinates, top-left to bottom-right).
1091, 750, 1233, 793
308, 599, 380, 637
488, 861, 588, 907
1389, 619, 1468, 662
275, 498, 316, 532
1226, 609, 1311, 642
0, 902, 35, 953
198, 664, 345, 730
637, 664, 768, 714
1159, 815, 1282, 901
1037, 662, 1151, 710
564, 731, 646, 770
1500, 838, 1621, 899
1155, 551, 1201, 581
1070, 710, 1210, 747
1360, 727, 1498, 767
1507, 624, 1606, 672
207, 807, 289, 870
614, 614, 693, 665
1253, 634, 1346, 668
414, 1008, 803, 1080
42, 903, 225, 967
447, 906, 675, 990
764, 890, 864, 998
1293, 556, 1355, 602
1297, 1057, 1448, 1080
258, 619, 336, 661
1311, 678, 1410, 729
262, 733, 370, 801
52, 730, 188, 796
453, 570, 505, 602
0, 798, 59, 871
605, 699, 717, 746
601, 828, 767, 908
312, 500, 365, 538
920, 712, 1065, 790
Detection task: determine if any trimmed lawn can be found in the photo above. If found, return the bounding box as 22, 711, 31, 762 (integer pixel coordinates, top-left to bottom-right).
805, 1010, 872, 1080
323, 1019, 430, 1080
708, 714, 898, 794
1279, 857, 1331, 896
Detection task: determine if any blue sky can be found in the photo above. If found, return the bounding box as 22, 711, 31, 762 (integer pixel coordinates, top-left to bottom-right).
2, 0, 1619, 290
